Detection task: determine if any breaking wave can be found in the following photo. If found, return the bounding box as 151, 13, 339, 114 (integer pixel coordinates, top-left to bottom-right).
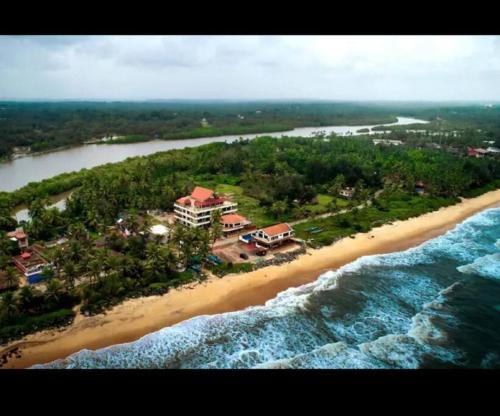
34, 207, 500, 369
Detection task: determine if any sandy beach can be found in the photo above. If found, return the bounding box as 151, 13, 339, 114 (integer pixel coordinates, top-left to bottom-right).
2, 188, 500, 369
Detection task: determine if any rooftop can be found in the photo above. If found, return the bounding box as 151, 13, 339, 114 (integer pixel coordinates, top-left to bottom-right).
221, 214, 248, 224
150, 224, 169, 235
7, 229, 27, 240
261, 223, 292, 237
191, 186, 214, 201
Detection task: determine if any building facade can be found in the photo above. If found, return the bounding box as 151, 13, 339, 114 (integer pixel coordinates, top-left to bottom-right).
174, 186, 238, 228
252, 223, 294, 248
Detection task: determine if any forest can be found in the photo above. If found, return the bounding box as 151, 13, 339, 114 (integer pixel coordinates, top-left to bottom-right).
0, 100, 409, 158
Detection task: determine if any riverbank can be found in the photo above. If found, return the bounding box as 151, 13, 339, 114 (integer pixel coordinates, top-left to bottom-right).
3, 188, 499, 369
0, 117, 425, 192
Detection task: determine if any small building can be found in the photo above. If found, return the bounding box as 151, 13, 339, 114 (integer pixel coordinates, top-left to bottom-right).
467, 147, 488, 158
149, 224, 170, 243
372, 139, 404, 146
339, 187, 355, 199
252, 223, 294, 249
7, 227, 29, 250
415, 181, 426, 195
220, 214, 252, 235
12, 246, 49, 284
174, 186, 238, 228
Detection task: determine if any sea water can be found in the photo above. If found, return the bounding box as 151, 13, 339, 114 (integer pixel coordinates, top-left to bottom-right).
34, 207, 500, 369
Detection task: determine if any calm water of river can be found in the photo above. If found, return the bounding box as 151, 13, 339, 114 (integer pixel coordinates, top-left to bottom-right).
1, 117, 427, 193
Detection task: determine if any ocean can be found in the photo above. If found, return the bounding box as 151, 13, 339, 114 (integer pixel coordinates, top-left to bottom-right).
34, 207, 500, 369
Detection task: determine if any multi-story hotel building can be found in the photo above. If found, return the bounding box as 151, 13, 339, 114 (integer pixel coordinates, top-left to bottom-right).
174, 186, 238, 228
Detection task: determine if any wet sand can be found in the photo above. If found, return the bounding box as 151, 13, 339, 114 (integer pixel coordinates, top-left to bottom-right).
2, 188, 500, 369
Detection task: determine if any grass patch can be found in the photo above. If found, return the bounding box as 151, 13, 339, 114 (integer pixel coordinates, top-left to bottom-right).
304, 194, 349, 215
295, 193, 458, 247
190, 175, 276, 228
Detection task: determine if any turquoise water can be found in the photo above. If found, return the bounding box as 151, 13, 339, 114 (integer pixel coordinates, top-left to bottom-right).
35, 207, 500, 369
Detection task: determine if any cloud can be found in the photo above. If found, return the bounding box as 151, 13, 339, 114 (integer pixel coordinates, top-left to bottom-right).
0, 35, 499, 100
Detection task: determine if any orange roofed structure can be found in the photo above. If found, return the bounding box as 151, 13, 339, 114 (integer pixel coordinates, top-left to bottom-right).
220, 213, 252, 234
174, 186, 238, 228
252, 223, 294, 248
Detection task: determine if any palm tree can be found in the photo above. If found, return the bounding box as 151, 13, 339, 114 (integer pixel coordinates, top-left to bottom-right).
4, 266, 19, 289
17, 286, 36, 314
67, 240, 84, 263
87, 258, 102, 284
0, 291, 18, 320
270, 200, 287, 219
209, 210, 223, 246
62, 261, 77, 290
45, 279, 63, 307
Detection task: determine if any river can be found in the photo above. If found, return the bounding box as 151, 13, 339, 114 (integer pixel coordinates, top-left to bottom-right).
0, 116, 427, 193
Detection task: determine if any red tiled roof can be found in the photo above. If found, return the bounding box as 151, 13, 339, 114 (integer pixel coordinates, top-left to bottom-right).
261, 223, 292, 237
194, 197, 225, 208
221, 214, 248, 224
176, 196, 191, 205
191, 186, 214, 201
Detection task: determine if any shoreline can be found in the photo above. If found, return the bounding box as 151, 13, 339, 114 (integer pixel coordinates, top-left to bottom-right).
2, 188, 500, 369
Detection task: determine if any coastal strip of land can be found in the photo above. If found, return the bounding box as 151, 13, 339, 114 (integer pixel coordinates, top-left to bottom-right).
2, 188, 500, 369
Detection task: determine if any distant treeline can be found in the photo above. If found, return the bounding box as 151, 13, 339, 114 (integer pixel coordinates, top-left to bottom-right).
0, 101, 406, 158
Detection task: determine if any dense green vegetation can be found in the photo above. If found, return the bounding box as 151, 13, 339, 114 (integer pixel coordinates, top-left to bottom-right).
0, 100, 403, 159
1, 105, 500, 344
294, 190, 460, 247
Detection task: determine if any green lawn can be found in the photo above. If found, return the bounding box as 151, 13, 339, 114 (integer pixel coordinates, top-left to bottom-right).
214, 183, 276, 228
304, 194, 349, 215
192, 176, 277, 228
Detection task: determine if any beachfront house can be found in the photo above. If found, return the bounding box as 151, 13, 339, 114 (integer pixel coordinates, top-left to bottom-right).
174, 186, 238, 228
220, 213, 252, 235
11, 244, 50, 284
7, 227, 29, 250
251, 223, 294, 248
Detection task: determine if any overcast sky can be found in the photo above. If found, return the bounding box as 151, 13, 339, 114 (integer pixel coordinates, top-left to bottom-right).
0, 35, 499, 101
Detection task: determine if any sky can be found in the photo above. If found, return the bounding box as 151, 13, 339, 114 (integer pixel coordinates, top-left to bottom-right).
0, 35, 499, 101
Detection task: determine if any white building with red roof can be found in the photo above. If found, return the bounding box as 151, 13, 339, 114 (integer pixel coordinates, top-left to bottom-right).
174, 186, 238, 228
252, 223, 294, 248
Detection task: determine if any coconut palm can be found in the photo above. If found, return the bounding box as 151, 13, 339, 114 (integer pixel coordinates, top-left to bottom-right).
0, 291, 18, 319
62, 261, 77, 290
17, 286, 36, 314
45, 279, 63, 307
210, 210, 223, 246
4, 266, 19, 289
87, 258, 102, 284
